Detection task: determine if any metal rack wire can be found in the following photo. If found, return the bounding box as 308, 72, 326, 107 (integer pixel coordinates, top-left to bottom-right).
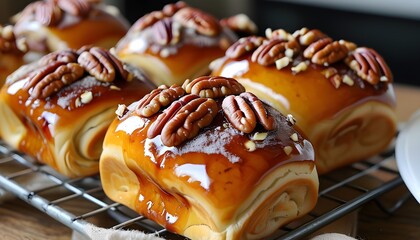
0, 140, 407, 239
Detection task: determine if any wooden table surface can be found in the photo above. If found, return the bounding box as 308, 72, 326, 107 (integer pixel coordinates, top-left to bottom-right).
1, 84, 420, 240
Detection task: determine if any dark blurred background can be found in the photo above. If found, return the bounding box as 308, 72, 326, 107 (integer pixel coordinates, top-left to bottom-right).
2, 0, 420, 86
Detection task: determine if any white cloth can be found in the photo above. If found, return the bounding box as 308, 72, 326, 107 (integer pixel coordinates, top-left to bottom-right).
72, 223, 164, 240
310, 233, 357, 240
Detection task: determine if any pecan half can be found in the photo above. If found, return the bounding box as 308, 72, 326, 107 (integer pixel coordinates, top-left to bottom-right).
136, 85, 185, 117
26, 62, 84, 98
131, 11, 166, 32
162, 1, 188, 16
251, 39, 299, 66
173, 7, 221, 36
35, 1, 63, 26
225, 36, 264, 59
182, 76, 245, 98
57, 0, 91, 17
148, 95, 199, 139
304, 38, 348, 65
78, 47, 128, 82
159, 97, 218, 146
153, 18, 176, 45
240, 92, 275, 131
345, 47, 393, 84
222, 95, 256, 133
40, 49, 79, 65
293, 28, 328, 46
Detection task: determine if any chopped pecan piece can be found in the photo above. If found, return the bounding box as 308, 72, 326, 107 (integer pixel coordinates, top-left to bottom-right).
220, 14, 258, 35
78, 47, 128, 82
136, 85, 185, 117
0, 25, 27, 53
40, 49, 79, 65
226, 36, 264, 59
345, 47, 393, 84
252, 38, 299, 66
25, 62, 84, 98
182, 76, 245, 98
57, 0, 91, 17
173, 7, 221, 36
270, 29, 293, 41
222, 95, 257, 133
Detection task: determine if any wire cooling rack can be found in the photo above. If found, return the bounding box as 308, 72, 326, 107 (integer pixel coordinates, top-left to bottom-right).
0, 139, 408, 240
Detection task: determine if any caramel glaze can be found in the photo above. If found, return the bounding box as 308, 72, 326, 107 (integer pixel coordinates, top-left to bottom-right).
114, 22, 237, 85
105, 98, 315, 232
0, 63, 154, 171
212, 56, 396, 131
14, 7, 129, 53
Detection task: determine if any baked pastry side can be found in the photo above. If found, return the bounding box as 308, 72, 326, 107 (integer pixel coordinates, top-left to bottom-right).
0, 46, 154, 177
100, 76, 318, 239
212, 28, 397, 174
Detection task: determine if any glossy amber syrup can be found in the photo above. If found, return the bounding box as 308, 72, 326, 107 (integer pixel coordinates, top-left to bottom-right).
1, 66, 153, 170
108, 99, 315, 231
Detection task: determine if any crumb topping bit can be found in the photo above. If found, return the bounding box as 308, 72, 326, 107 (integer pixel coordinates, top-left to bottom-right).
220, 13, 258, 35
0, 25, 28, 54
23, 46, 132, 99
224, 27, 393, 87
283, 146, 293, 155
134, 77, 278, 147
16, 0, 100, 27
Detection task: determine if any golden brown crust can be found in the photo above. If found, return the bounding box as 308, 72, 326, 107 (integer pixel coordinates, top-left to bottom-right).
212, 27, 397, 173
114, 2, 238, 86
0, 47, 154, 177
100, 77, 317, 238
13, 0, 129, 54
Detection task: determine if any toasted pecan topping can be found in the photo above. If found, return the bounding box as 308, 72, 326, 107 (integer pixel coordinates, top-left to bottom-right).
153, 18, 177, 45
140, 77, 277, 146
57, 0, 91, 17
293, 28, 328, 46
304, 38, 348, 65
226, 36, 264, 59
182, 76, 245, 98
40, 49, 79, 64
173, 7, 221, 36
78, 47, 128, 82
252, 38, 300, 66
159, 97, 218, 146
222, 95, 257, 133
222, 93, 275, 133
136, 85, 185, 117
240, 92, 275, 131
17, 0, 98, 27
25, 62, 84, 98
22, 46, 132, 99
162, 1, 187, 16
345, 47, 393, 84
224, 26, 392, 87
